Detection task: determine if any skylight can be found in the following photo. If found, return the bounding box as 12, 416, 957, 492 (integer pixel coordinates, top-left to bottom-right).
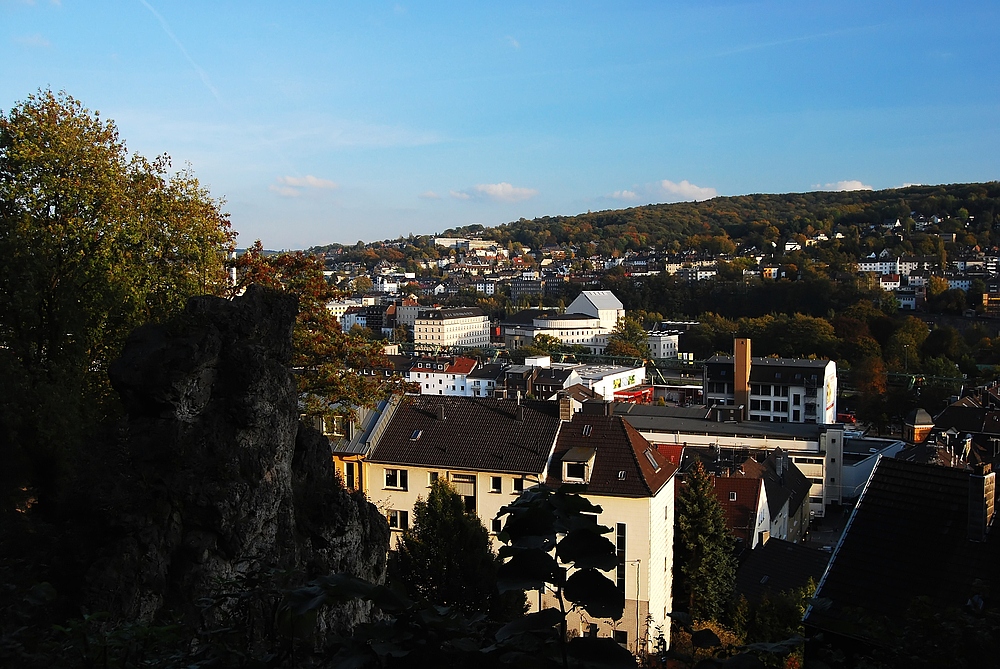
582, 424, 592, 437
410, 429, 423, 441
644, 449, 660, 472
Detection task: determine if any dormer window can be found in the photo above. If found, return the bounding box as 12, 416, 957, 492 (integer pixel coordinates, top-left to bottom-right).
562, 446, 596, 483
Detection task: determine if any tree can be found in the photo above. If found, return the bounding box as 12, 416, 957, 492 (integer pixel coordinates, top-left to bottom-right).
231, 242, 410, 424
0, 90, 234, 510
605, 317, 650, 359
674, 462, 736, 622
388, 479, 526, 623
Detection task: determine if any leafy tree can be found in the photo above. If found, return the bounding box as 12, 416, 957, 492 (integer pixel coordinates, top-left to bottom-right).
674, 462, 736, 622
605, 317, 650, 359
389, 479, 525, 623
0, 90, 234, 510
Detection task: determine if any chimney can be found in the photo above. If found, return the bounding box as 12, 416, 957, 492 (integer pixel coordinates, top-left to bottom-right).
436, 404, 446, 421
968, 463, 996, 542
558, 394, 574, 422
734, 338, 751, 420
515, 405, 525, 422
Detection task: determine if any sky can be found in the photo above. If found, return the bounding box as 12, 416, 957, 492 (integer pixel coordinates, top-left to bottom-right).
2, 1, 999, 249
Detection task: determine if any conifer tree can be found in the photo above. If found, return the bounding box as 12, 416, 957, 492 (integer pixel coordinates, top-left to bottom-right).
388, 479, 526, 622
674, 461, 736, 622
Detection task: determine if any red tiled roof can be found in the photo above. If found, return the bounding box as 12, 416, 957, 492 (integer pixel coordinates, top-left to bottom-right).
654, 444, 684, 467
713, 477, 763, 544
545, 413, 677, 497
446, 356, 477, 375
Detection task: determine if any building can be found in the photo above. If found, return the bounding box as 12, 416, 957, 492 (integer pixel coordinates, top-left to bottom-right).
501, 309, 611, 354
575, 364, 646, 400
565, 290, 625, 331
544, 407, 679, 653
704, 338, 838, 424
467, 363, 506, 398
407, 356, 478, 396
612, 402, 845, 518
364, 396, 563, 537
804, 459, 998, 665
647, 329, 681, 360
413, 307, 490, 351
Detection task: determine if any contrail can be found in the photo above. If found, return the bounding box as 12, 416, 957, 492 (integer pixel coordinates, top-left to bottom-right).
137, 0, 222, 104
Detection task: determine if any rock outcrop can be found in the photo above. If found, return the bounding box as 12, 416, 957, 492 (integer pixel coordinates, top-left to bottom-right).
86, 286, 388, 643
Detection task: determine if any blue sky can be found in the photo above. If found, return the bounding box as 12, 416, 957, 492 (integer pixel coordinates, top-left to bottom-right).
3, 1, 998, 249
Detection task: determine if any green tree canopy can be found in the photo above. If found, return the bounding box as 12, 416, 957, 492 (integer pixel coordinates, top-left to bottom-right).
388, 479, 525, 623
0, 90, 235, 510
605, 316, 650, 359
674, 462, 736, 622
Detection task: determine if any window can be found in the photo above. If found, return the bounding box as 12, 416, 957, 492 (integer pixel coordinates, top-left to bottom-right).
616, 523, 626, 590
729, 491, 737, 501
491, 517, 503, 533
490, 476, 502, 493
513, 477, 525, 493
565, 463, 586, 480
614, 630, 628, 646
385, 468, 408, 490
428, 471, 439, 486
388, 510, 409, 530
793, 394, 801, 406
345, 462, 356, 490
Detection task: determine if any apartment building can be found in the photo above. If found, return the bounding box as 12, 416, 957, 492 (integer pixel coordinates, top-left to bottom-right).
413, 307, 490, 351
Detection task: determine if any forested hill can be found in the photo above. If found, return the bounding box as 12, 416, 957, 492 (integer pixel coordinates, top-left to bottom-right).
441, 182, 1000, 253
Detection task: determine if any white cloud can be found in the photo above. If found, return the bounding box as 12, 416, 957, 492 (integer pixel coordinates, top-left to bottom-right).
449, 190, 471, 200
816, 180, 873, 192
269, 175, 338, 198
268, 184, 301, 198
506, 35, 520, 49
472, 182, 538, 202
419, 190, 441, 199
658, 179, 717, 201
900, 182, 923, 188
609, 189, 640, 201
276, 175, 338, 189
15, 33, 50, 47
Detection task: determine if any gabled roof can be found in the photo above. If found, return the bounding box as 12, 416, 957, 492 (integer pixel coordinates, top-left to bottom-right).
573, 290, 624, 312
735, 539, 829, 605
713, 477, 763, 545
368, 396, 561, 475
545, 413, 677, 497
468, 363, 506, 380
805, 458, 1000, 640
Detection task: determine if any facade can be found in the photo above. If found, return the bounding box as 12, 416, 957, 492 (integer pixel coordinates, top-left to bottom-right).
704, 339, 838, 424
646, 329, 681, 359
502, 310, 610, 354
407, 356, 478, 396
544, 409, 678, 653
414, 307, 490, 351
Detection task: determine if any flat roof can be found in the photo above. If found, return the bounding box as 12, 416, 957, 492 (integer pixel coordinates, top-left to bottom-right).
613, 404, 831, 441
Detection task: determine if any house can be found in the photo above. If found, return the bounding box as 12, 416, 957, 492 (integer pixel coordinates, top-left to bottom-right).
407, 355, 478, 396
365, 396, 563, 537
804, 459, 999, 664
467, 363, 506, 398
565, 290, 625, 331
544, 407, 679, 653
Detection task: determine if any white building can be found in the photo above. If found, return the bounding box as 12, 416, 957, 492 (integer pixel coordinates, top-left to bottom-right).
414, 307, 491, 351
566, 290, 625, 331
326, 298, 364, 326
543, 408, 678, 652
407, 356, 478, 396
647, 330, 681, 359
575, 364, 646, 400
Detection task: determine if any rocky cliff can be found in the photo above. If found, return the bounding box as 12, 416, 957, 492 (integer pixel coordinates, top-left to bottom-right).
80, 286, 388, 644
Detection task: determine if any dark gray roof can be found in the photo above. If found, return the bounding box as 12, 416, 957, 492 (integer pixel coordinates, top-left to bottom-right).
735, 539, 829, 604
417, 307, 486, 320
805, 458, 1000, 640
468, 363, 506, 380
368, 396, 561, 475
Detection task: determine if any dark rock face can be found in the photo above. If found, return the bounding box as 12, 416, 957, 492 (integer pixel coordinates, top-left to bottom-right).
91, 286, 388, 639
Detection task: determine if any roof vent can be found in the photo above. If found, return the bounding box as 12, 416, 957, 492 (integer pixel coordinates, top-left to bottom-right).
436, 404, 446, 421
